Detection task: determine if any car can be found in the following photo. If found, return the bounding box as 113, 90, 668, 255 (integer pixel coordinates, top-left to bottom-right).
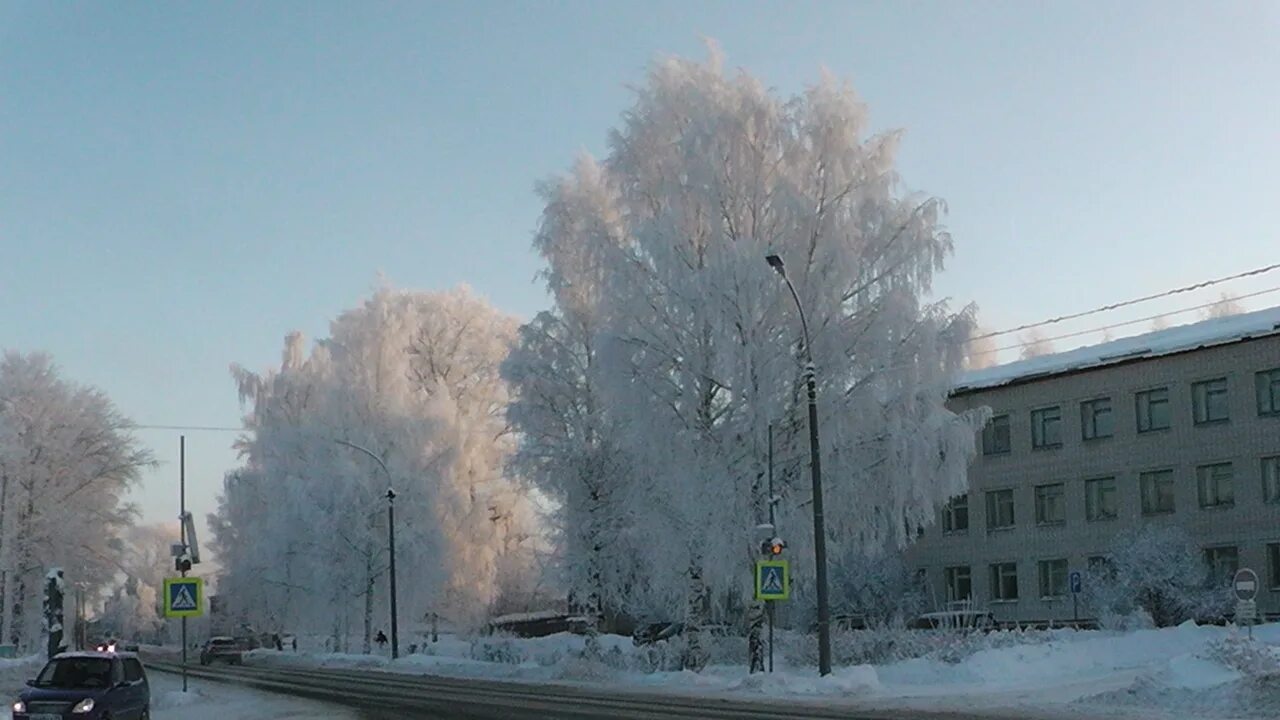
12, 650, 149, 720
198, 636, 243, 666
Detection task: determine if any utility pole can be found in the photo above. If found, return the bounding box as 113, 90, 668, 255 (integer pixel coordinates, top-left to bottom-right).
386, 488, 399, 660
767, 422, 775, 674
180, 435, 188, 693
765, 254, 832, 677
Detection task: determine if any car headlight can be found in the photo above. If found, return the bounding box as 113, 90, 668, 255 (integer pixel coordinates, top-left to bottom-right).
72, 697, 96, 713
13, 700, 25, 713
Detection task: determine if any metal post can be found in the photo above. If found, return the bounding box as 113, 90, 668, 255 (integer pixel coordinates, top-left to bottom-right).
767, 422, 775, 674
387, 489, 399, 660
180, 435, 188, 693
766, 254, 832, 677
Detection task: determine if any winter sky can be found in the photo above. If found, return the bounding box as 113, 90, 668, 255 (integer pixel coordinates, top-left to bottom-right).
2, 1, 1277, 532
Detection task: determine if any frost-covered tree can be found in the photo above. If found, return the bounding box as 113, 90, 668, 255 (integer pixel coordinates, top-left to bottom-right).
508, 48, 985, 671
1018, 329, 1055, 359
1202, 292, 1244, 320
0, 352, 153, 650
1084, 525, 1231, 628
212, 287, 538, 650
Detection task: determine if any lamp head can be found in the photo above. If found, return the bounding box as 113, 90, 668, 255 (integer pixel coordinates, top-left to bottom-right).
764, 254, 785, 275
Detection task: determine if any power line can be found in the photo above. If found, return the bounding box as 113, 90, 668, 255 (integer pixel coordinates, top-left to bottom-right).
133, 424, 242, 432
970, 284, 1280, 357
971, 261, 1280, 342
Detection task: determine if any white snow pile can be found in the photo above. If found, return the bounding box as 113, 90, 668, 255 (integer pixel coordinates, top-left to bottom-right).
956, 304, 1280, 392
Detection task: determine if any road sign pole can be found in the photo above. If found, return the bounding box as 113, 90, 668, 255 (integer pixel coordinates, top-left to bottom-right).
767, 601, 774, 673
180, 435, 187, 693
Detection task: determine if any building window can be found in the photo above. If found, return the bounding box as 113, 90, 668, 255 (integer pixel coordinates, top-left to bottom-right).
1264, 456, 1280, 505
944, 566, 972, 602
1204, 546, 1239, 583
1087, 555, 1114, 576
1140, 469, 1176, 515
1085, 477, 1118, 521
1035, 483, 1066, 525
1031, 406, 1062, 449
982, 414, 1011, 455
1269, 544, 1280, 590
1038, 558, 1068, 598
1258, 369, 1280, 417
986, 489, 1015, 530
1192, 378, 1229, 425
1196, 463, 1234, 509
989, 562, 1019, 602
1136, 387, 1171, 432
1081, 397, 1113, 440
942, 495, 969, 533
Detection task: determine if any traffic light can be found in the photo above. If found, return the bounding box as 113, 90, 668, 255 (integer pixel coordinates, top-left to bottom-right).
761, 538, 786, 556
175, 553, 192, 573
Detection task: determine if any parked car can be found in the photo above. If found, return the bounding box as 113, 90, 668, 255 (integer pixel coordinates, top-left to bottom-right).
13, 650, 149, 720
198, 636, 243, 666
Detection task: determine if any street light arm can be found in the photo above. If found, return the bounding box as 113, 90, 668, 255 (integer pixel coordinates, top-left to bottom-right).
778, 273, 813, 365
334, 439, 393, 487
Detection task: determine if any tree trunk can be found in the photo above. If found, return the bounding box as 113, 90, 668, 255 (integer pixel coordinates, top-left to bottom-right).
362, 548, 374, 654
682, 558, 709, 672
747, 599, 765, 673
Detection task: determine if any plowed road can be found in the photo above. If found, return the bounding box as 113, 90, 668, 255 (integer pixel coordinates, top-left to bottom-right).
145, 658, 1018, 719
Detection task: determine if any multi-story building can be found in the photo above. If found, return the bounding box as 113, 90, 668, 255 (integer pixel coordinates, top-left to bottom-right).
909, 306, 1280, 624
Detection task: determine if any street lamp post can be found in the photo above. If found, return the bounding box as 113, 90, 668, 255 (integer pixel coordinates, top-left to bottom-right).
764, 254, 832, 677
334, 439, 400, 660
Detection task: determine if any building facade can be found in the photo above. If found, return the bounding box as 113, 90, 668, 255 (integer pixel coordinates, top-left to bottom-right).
908, 310, 1280, 624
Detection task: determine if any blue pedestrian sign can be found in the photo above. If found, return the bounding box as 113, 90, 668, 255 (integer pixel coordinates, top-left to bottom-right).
755, 560, 790, 601
164, 577, 204, 618
1069, 571, 1082, 594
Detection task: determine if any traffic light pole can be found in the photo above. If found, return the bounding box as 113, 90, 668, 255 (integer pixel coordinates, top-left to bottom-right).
180, 435, 188, 693
767, 422, 775, 674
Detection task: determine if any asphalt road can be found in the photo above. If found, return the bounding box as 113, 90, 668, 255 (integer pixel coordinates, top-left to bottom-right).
144, 658, 1016, 720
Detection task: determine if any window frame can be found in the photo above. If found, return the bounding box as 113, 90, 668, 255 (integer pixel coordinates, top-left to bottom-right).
1034, 483, 1066, 526
1037, 558, 1069, 599
1268, 543, 1280, 591
942, 494, 970, 534
1258, 368, 1280, 417
1263, 456, 1280, 505
1196, 462, 1235, 510
1192, 377, 1230, 425
989, 561, 1019, 602
1139, 468, 1176, 516
1030, 406, 1063, 449
1085, 476, 1118, 522
1080, 397, 1114, 441
944, 565, 972, 602
982, 413, 1012, 456
1136, 387, 1171, 433
985, 488, 1016, 531
1204, 545, 1240, 582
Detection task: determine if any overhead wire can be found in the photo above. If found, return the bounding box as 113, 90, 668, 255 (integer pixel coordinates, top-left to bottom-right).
969, 284, 1280, 358
969, 261, 1280, 342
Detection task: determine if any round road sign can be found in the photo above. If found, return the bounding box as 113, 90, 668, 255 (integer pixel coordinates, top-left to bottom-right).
1233, 568, 1259, 602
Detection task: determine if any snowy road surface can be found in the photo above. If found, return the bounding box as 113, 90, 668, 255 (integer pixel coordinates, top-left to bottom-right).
145, 659, 1011, 719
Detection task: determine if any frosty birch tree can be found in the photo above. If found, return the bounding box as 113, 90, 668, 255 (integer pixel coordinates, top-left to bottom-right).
0, 351, 153, 650
512, 48, 986, 671
213, 287, 538, 649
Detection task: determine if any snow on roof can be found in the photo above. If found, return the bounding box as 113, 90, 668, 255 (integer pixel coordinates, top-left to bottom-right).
954, 305, 1280, 394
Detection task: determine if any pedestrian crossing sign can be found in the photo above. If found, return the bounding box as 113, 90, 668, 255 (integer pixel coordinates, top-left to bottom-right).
164, 577, 204, 618
755, 560, 790, 601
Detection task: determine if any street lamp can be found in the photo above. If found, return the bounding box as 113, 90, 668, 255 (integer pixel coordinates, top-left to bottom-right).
334, 439, 400, 660
764, 253, 832, 677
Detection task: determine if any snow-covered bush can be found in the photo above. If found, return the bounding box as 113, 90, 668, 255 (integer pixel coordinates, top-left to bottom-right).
1084, 525, 1230, 628
1204, 635, 1280, 678
776, 626, 1055, 668
468, 636, 528, 665
828, 551, 929, 628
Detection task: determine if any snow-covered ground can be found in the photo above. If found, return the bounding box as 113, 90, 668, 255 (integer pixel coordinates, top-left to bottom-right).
0, 654, 356, 719
242, 621, 1280, 719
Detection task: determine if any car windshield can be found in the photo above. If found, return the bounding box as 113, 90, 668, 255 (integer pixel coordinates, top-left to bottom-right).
34, 658, 112, 689
209, 639, 234, 646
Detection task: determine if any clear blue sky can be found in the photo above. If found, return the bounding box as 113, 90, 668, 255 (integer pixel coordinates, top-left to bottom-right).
2, 1, 1277, 533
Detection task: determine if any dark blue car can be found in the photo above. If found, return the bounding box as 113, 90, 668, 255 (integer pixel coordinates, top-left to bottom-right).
12, 651, 149, 720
